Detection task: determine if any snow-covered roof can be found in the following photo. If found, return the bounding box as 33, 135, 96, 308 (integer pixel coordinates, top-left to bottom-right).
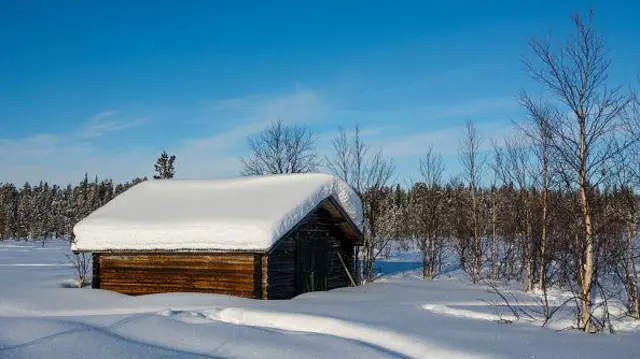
72, 173, 363, 252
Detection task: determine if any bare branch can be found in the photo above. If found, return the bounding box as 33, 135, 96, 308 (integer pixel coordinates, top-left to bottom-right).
241, 120, 320, 175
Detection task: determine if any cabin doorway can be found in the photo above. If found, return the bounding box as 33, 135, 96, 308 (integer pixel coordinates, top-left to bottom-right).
295, 232, 328, 295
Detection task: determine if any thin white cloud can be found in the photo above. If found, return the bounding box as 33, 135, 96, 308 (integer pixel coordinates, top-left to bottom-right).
0, 89, 326, 185
419, 97, 517, 122
382, 122, 516, 158
180, 121, 268, 152
0, 134, 92, 169
79, 111, 148, 138
0, 90, 521, 186
332, 96, 516, 119
176, 89, 326, 179
329, 97, 519, 158
0, 111, 150, 185
207, 88, 323, 124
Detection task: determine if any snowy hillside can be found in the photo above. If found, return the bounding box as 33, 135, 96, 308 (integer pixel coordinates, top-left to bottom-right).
1, 240, 638, 359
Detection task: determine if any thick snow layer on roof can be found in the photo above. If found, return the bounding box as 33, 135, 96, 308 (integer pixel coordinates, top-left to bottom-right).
72, 173, 363, 252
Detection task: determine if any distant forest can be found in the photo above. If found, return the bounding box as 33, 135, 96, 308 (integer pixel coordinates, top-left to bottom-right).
1, 11, 639, 333
0, 174, 148, 242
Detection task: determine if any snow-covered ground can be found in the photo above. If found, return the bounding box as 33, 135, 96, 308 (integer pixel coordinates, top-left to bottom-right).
1, 240, 639, 358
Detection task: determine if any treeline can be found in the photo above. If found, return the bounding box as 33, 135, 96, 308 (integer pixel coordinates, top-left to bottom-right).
0, 150, 176, 241
0, 175, 148, 242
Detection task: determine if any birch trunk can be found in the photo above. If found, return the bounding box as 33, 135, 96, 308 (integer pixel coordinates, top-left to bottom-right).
625, 218, 639, 318
538, 147, 549, 289
578, 118, 594, 332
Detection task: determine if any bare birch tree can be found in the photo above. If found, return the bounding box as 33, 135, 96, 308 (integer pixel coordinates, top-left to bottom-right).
414, 145, 446, 280
241, 120, 320, 175
518, 96, 553, 292
523, 11, 633, 331
613, 90, 640, 319
502, 135, 535, 291
458, 120, 485, 282
326, 124, 395, 283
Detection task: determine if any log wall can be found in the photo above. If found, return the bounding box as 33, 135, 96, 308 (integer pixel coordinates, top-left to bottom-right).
324, 232, 354, 291
94, 253, 259, 298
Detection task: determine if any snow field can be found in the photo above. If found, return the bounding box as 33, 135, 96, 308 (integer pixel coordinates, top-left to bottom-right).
1, 240, 639, 359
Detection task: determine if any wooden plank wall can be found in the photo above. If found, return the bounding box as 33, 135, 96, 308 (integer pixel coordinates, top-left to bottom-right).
267, 207, 354, 299
326, 235, 354, 290
96, 253, 259, 298
308, 209, 353, 291
266, 235, 296, 299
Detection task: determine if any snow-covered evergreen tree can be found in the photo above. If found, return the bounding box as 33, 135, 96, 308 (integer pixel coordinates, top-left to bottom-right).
31, 181, 50, 241
17, 182, 34, 240
62, 184, 76, 241
0, 184, 8, 240
4, 184, 19, 239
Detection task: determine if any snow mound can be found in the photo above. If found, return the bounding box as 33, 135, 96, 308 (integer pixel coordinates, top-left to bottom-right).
422, 304, 520, 323
3, 240, 640, 358
72, 173, 363, 252
201, 306, 488, 359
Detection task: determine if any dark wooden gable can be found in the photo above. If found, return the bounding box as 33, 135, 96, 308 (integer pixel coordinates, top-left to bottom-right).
267, 197, 363, 253
263, 197, 359, 299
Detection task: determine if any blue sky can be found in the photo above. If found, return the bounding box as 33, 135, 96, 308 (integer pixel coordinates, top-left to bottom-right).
1, 1, 638, 185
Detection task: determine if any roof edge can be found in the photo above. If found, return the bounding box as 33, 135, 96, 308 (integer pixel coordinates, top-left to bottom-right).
267, 195, 364, 254
326, 195, 364, 244
77, 248, 268, 254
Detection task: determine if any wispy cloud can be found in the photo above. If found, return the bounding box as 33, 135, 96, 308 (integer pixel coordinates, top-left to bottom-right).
382, 122, 516, 158
0, 89, 521, 185
331, 97, 519, 158
416, 97, 517, 122
0, 89, 327, 185
180, 121, 268, 152
207, 88, 324, 124
0, 111, 150, 184
78, 111, 148, 138
177, 89, 325, 178
332, 96, 517, 122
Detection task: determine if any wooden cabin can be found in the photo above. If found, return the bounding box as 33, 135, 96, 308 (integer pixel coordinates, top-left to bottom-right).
72, 174, 363, 299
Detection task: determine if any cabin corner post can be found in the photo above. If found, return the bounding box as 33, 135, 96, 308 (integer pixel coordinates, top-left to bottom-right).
91, 253, 101, 289
254, 254, 264, 299
261, 255, 268, 299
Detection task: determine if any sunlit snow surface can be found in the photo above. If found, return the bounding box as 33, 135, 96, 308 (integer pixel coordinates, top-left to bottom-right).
1, 240, 639, 359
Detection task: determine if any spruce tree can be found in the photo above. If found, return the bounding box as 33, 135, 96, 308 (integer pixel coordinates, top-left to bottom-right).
63, 184, 76, 240
153, 151, 176, 179
6, 184, 19, 239
32, 181, 49, 242
17, 182, 32, 240
0, 184, 7, 241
